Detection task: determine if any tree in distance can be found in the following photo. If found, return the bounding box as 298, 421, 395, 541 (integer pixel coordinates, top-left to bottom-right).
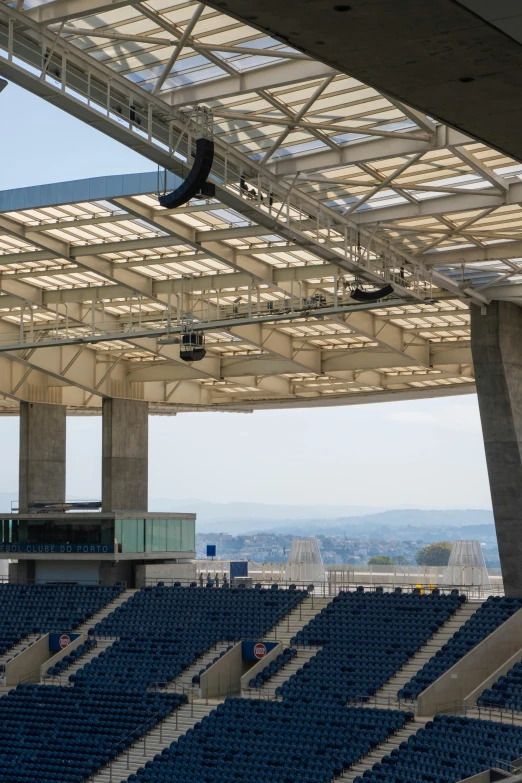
416, 541, 452, 566
368, 555, 395, 565
393, 555, 410, 565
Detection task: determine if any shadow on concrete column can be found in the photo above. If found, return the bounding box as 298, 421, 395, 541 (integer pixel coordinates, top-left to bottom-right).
19, 402, 66, 513
102, 398, 148, 512
470, 301, 522, 596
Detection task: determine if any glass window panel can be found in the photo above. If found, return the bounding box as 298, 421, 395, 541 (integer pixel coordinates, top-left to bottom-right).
121, 519, 137, 553
181, 519, 195, 552
145, 519, 153, 552
114, 519, 122, 554
166, 519, 181, 551
152, 518, 167, 552
136, 518, 144, 553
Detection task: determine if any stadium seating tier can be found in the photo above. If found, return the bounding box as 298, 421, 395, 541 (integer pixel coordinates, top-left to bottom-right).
120, 698, 412, 783
478, 660, 522, 711
75, 584, 306, 692
0, 584, 123, 655
353, 714, 522, 783
398, 596, 522, 700
280, 589, 464, 705
0, 683, 186, 783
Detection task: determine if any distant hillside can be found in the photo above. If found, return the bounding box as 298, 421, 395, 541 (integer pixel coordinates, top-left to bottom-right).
186, 504, 493, 536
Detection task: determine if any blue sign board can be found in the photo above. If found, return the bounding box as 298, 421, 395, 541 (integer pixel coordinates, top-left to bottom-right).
49, 633, 80, 652
206, 545, 216, 558
242, 641, 278, 661
0, 543, 114, 554
230, 561, 248, 578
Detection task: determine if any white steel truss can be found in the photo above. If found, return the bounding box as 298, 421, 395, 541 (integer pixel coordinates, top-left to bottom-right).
0, 0, 521, 413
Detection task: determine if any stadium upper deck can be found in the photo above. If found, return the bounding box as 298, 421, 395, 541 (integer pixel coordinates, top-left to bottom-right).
0, 0, 521, 413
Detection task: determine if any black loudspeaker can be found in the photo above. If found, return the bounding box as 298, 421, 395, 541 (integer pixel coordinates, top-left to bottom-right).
350, 284, 394, 302
180, 332, 206, 362
159, 138, 215, 209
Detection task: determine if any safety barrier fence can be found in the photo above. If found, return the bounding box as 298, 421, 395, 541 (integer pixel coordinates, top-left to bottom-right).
143, 576, 501, 600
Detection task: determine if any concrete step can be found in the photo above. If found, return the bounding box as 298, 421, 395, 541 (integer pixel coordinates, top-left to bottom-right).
39, 589, 139, 685
0, 632, 42, 673
153, 642, 232, 695
92, 701, 217, 783
242, 648, 319, 699
338, 719, 427, 783
41, 638, 118, 686
367, 602, 481, 704
75, 589, 140, 635
261, 596, 332, 645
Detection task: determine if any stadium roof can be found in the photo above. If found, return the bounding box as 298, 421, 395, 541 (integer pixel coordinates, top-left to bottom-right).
0, 0, 521, 413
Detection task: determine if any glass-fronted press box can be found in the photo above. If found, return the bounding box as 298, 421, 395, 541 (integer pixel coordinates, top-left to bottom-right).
0, 512, 196, 557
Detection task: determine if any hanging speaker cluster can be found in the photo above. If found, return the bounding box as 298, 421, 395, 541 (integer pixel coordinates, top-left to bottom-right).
159, 138, 215, 210
350, 284, 394, 303
180, 332, 206, 362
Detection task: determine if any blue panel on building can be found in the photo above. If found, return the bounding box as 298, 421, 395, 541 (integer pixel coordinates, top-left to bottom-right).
206, 545, 216, 557
49, 633, 80, 652
230, 561, 248, 578
242, 641, 278, 661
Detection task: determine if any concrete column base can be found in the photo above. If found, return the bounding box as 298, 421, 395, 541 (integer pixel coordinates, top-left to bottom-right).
19, 402, 66, 512
471, 301, 522, 596
102, 398, 148, 512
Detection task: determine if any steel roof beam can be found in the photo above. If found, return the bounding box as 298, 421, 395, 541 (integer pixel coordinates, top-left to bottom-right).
164, 60, 337, 107
268, 127, 471, 176
351, 180, 519, 225
26, 0, 130, 25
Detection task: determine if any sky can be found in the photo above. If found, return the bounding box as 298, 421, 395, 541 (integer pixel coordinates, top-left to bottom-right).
0, 84, 492, 510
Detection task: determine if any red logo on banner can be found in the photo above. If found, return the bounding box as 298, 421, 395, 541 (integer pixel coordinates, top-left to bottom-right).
59, 634, 71, 649
253, 643, 267, 659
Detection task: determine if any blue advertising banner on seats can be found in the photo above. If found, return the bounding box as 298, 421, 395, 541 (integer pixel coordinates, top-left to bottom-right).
242, 641, 278, 660
230, 561, 248, 578
49, 633, 80, 651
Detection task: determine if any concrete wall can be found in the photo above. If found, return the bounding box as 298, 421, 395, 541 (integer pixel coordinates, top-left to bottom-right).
19, 402, 66, 512
35, 560, 100, 583
40, 633, 85, 680
135, 562, 196, 588
99, 559, 133, 587
102, 398, 148, 512
465, 647, 522, 706
418, 607, 522, 715
240, 642, 282, 691
5, 634, 52, 685
200, 642, 243, 699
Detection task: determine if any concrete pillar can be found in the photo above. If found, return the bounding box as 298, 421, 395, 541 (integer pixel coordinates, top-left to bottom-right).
102, 398, 148, 512
470, 301, 522, 596
19, 402, 66, 512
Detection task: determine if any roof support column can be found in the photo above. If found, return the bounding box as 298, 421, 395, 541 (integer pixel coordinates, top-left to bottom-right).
102, 398, 148, 512
19, 402, 66, 513
471, 301, 522, 596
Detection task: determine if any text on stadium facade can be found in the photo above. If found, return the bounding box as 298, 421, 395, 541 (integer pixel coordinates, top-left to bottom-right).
0, 544, 115, 553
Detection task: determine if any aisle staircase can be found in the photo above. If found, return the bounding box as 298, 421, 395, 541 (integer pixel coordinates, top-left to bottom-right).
0, 633, 41, 673
43, 638, 118, 685
242, 648, 319, 698
338, 718, 428, 783
262, 594, 331, 647
93, 700, 217, 783
1, 588, 137, 685
156, 641, 232, 694
368, 601, 481, 705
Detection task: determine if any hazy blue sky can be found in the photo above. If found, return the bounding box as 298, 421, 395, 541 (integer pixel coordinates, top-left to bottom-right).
0, 84, 491, 510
